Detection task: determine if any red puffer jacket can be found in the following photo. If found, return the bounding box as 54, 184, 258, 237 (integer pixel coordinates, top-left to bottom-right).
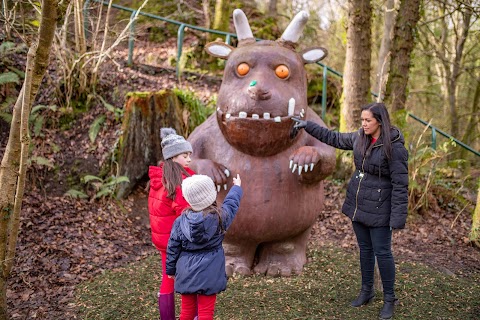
148, 164, 196, 251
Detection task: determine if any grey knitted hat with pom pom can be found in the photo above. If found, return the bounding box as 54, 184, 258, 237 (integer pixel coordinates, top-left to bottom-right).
160, 128, 193, 160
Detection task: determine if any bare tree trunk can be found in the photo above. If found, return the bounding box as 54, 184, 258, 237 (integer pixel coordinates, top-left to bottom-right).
212, 0, 230, 32
335, 0, 372, 179
447, 2, 472, 138
0, 0, 58, 317
268, 0, 278, 15
340, 0, 372, 133
74, 0, 87, 95
470, 185, 480, 248
460, 75, 480, 159
202, 0, 211, 29
383, 0, 421, 126
374, 0, 396, 101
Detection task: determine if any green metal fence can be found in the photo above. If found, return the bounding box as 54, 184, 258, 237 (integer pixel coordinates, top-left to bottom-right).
83, 0, 479, 158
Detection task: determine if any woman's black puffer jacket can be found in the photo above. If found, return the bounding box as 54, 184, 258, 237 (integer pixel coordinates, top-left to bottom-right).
305, 122, 408, 229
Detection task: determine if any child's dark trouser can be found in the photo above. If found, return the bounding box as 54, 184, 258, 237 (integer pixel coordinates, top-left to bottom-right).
352, 221, 396, 301
180, 293, 216, 320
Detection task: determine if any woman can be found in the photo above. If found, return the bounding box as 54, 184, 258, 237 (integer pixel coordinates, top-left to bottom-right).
292, 102, 408, 320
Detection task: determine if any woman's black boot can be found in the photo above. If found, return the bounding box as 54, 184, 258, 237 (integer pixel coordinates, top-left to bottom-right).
378, 296, 398, 319
351, 285, 375, 307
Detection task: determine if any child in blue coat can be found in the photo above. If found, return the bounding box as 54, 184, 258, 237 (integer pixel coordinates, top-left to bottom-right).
166, 174, 243, 320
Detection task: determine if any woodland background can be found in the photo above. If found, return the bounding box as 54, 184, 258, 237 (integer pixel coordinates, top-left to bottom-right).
0, 0, 479, 318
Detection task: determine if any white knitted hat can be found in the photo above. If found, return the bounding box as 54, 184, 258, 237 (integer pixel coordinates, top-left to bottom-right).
182, 175, 217, 211
160, 128, 193, 160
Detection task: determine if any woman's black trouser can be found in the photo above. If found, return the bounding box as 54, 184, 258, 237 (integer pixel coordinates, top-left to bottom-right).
352, 221, 396, 301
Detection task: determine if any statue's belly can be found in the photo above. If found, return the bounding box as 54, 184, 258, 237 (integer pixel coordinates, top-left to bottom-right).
213, 145, 325, 243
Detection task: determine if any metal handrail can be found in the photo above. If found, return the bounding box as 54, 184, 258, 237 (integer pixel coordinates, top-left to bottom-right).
408, 113, 480, 157
83, 0, 479, 158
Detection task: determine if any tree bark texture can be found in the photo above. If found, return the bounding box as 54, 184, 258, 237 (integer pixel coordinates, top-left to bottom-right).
116, 90, 189, 198
470, 185, 480, 248
340, 0, 372, 133
0, 0, 58, 318
374, 0, 396, 101
447, 2, 472, 138
212, 0, 230, 32
460, 75, 480, 160
383, 0, 421, 118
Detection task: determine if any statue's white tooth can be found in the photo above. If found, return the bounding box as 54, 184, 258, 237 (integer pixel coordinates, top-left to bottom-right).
226, 113, 231, 119
217, 185, 221, 192
304, 164, 308, 172
289, 160, 293, 169
298, 166, 302, 175
252, 114, 259, 119
239, 111, 247, 118
310, 163, 314, 171
274, 116, 281, 122
224, 184, 227, 190
288, 98, 295, 116
292, 164, 297, 173
217, 107, 220, 111
263, 113, 270, 119
224, 169, 230, 177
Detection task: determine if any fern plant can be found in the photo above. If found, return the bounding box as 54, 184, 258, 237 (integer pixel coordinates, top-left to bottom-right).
82, 174, 130, 200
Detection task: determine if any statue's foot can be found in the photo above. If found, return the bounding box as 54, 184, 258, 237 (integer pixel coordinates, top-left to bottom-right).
224, 242, 256, 277
253, 239, 308, 277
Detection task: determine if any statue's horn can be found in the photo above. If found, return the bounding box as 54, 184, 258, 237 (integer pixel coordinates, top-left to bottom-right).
280, 11, 309, 43
233, 9, 255, 46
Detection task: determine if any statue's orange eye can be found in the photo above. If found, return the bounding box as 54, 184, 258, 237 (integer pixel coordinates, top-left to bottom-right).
275, 65, 289, 79
237, 63, 250, 76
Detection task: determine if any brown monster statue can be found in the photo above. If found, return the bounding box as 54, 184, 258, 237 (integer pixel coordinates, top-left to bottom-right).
188, 9, 336, 276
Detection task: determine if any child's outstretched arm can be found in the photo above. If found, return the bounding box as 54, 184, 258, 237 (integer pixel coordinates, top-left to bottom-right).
222, 174, 243, 229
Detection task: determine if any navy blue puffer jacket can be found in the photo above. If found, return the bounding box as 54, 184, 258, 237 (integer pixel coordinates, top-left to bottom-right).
166, 185, 243, 295
305, 122, 408, 229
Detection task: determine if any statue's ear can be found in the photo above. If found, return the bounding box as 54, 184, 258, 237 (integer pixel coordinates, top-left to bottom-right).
300, 47, 328, 64
205, 41, 234, 60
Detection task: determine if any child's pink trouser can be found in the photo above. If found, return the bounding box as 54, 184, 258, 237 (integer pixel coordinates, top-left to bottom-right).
160, 251, 174, 293
180, 293, 217, 320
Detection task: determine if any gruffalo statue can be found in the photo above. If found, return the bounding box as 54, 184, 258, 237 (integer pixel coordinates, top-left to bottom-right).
188, 9, 336, 276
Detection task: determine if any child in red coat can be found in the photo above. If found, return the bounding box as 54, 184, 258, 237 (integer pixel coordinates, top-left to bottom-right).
148, 128, 195, 320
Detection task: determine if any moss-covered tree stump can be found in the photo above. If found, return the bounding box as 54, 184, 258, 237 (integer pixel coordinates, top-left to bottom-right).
116, 90, 189, 198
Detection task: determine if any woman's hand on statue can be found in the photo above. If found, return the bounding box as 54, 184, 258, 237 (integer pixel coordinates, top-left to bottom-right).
292, 117, 307, 129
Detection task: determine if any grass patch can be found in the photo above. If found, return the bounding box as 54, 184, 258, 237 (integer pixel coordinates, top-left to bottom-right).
75, 247, 480, 319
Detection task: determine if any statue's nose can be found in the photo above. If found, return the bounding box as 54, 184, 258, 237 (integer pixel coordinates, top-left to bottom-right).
247, 82, 271, 101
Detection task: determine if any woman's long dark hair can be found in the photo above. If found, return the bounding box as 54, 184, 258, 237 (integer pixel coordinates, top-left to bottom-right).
358, 102, 393, 159
162, 158, 192, 199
